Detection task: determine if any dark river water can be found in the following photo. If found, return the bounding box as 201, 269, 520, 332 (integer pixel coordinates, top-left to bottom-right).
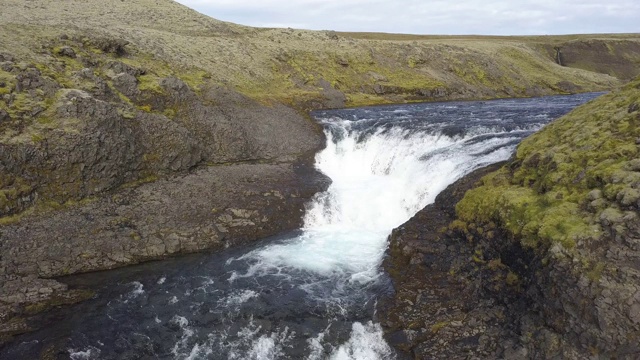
1, 93, 603, 360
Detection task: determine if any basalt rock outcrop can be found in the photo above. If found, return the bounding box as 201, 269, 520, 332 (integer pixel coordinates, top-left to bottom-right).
382, 79, 640, 358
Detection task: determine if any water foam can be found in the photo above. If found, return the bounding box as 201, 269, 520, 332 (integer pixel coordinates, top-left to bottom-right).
237, 121, 521, 283
330, 322, 393, 360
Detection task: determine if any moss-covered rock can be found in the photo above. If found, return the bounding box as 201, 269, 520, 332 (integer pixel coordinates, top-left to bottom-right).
456, 77, 640, 251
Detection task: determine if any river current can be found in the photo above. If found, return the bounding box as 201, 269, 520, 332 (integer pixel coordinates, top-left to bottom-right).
1, 93, 602, 360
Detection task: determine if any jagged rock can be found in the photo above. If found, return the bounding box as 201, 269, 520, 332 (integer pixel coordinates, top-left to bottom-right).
0, 163, 328, 331
104, 61, 145, 77
368, 72, 388, 82
15, 68, 43, 91
0, 53, 15, 62
88, 37, 129, 56
382, 159, 640, 358
317, 79, 346, 109
587, 189, 603, 200
15, 67, 59, 97
56, 46, 76, 58
617, 187, 640, 207
113, 72, 140, 98
626, 159, 640, 171
160, 76, 189, 93
416, 87, 448, 98
325, 30, 339, 40
0, 61, 13, 72
630, 304, 640, 324
136, 112, 202, 172
0, 109, 9, 123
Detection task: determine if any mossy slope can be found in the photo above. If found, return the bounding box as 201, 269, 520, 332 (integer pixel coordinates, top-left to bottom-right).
456, 77, 640, 251
1, 0, 639, 110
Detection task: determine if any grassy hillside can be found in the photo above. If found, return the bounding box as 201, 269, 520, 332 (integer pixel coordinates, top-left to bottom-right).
1, 0, 639, 111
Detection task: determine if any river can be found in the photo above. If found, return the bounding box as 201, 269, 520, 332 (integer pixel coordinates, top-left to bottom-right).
1, 93, 602, 360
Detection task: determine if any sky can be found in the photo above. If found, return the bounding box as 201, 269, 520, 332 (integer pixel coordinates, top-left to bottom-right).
174, 0, 639, 35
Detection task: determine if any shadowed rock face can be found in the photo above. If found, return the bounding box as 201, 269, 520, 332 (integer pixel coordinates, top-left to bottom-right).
0, 49, 323, 217
0, 163, 329, 341
543, 40, 640, 80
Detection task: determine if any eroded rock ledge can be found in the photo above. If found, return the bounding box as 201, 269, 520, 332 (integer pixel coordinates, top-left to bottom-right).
381, 163, 510, 358
0, 162, 329, 342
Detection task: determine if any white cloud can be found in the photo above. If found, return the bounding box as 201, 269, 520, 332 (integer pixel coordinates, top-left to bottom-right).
175, 0, 640, 35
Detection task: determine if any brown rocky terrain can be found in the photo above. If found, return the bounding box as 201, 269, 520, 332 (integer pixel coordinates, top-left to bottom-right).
1, 0, 639, 352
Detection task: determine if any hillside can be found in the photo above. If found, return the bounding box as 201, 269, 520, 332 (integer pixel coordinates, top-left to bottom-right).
383, 78, 640, 357
2, 0, 640, 110
1, 0, 639, 348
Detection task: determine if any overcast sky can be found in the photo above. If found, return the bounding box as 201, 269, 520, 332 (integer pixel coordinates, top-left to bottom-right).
174, 0, 639, 35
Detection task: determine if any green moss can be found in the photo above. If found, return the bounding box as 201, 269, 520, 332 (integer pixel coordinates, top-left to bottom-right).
506, 271, 520, 286
235, 48, 445, 107
117, 108, 136, 119
37, 116, 54, 125
179, 69, 210, 91
138, 75, 164, 94
11, 93, 38, 113
121, 174, 159, 189
456, 78, 640, 251
138, 104, 152, 112
346, 93, 393, 107
0, 68, 15, 87
430, 321, 450, 333
30, 133, 45, 143
586, 261, 605, 282
163, 108, 177, 118
0, 207, 34, 225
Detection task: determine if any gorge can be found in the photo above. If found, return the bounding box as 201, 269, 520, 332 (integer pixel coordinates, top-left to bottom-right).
2, 93, 602, 359
1, 0, 640, 359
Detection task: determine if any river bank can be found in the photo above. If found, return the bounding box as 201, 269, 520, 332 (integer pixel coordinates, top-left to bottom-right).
381, 80, 640, 358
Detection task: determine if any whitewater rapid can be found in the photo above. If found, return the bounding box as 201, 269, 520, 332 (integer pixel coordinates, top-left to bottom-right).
221, 109, 537, 359
1, 93, 602, 360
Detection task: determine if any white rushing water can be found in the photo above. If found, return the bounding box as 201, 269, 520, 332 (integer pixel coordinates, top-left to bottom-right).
227, 118, 527, 359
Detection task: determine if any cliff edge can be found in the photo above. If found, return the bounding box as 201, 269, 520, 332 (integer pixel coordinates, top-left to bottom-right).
383, 78, 640, 358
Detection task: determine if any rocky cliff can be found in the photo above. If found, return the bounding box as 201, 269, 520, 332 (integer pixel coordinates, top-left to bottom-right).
1, 0, 639, 348
382, 78, 640, 358
0, 3, 330, 343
